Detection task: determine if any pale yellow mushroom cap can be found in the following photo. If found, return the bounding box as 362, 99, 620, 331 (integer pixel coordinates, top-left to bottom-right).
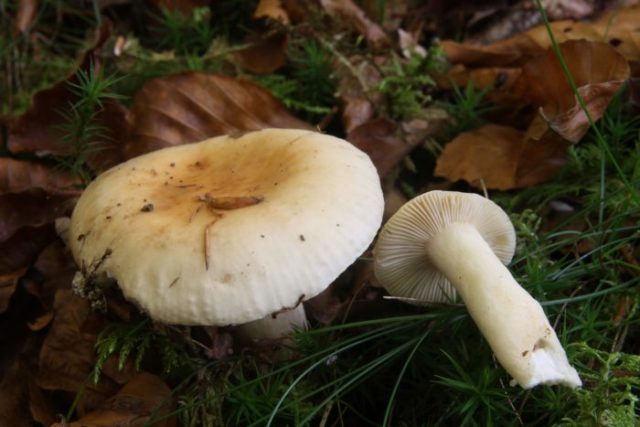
373, 191, 516, 303
69, 129, 384, 325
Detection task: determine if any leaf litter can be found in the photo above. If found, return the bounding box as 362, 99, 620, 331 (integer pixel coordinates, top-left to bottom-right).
1, 1, 639, 425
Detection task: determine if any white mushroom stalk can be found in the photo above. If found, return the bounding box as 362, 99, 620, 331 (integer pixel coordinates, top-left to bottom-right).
374, 191, 581, 389
426, 222, 580, 388
235, 304, 308, 343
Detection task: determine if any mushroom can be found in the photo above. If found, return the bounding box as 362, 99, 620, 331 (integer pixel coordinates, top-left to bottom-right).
373, 190, 581, 389
69, 129, 384, 341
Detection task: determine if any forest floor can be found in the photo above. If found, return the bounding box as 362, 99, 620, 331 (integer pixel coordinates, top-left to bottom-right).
1, 1, 639, 426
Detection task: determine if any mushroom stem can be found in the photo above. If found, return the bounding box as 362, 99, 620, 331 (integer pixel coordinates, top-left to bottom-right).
235, 304, 308, 343
425, 222, 581, 389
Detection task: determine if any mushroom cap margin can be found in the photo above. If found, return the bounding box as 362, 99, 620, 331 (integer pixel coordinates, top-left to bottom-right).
373, 190, 516, 303
69, 129, 384, 325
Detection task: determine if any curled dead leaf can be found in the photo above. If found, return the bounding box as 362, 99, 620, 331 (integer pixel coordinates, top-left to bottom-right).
124, 72, 312, 158
0, 268, 27, 314
335, 55, 383, 133
254, 0, 290, 24
435, 124, 570, 190
15, 0, 39, 34
320, 0, 390, 49
7, 21, 127, 173
0, 193, 76, 243
441, 5, 640, 68
37, 290, 134, 416
0, 225, 57, 275
0, 158, 79, 196
52, 373, 175, 427
348, 118, 411, 177
519, 40, 629, 142
234, 32, 288, 74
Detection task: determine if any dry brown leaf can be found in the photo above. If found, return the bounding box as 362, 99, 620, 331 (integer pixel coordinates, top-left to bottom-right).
254, 0, 290, 24
440, 40, 521, 67
7, 21, 127, 173
0, 268, 27, 314
0, 158, 79, 195
348, 118, 415, 177
0, 193, 76, 243
15, 0, 39, 34
442, 5, 640, 68
38, 290, 134, 416
0, 226, 56, 275
234, 32, 288, 74
335, 56, 383, 133
30, 240, 77, 304
434, 124, 570, 190
0, 159, 79, 246
435, 125, 523, 189
320, 0, 390, 49
124, 72, 312, 158
0, 347, 34, 427
518, 40, 629, 142
517, 125, 571, 188
52, 373, 175, 427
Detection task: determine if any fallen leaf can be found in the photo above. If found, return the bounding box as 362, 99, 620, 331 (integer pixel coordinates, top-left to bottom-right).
30, 240, 78, 304
124, 72, 312, 158
37, 290, 134, 416
435, 124, 523, 189
441, 5, 640, 67
15, 0, 39, 34
0, 268, 27, 314
434, 124, 570, 190
0, 159, 79, 250
234, 32, 288, 74
335, 55, 383, 133
0, 193, 76, 243
518, 40, 629, 142
439, 40, 521, 67
436, 65, 523, 106
0, 340, 37, 427
27, 312, 54, 331
320, 0, 390, 49
254, 0, 290, 24
7, 21, 128, 173
0, 225, 56, 275
0, 158, 79, 195
348, 118, 413, 177
52, 373, 175, 427
28, 377, 57, 427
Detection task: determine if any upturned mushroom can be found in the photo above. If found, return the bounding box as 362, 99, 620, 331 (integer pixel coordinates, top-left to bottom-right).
69, 129, 384, 341
373, 190, 581, 389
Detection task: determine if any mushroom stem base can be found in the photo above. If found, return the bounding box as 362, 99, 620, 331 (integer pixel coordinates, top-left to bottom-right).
426, 222, 581, 389
234, 304, 308, 343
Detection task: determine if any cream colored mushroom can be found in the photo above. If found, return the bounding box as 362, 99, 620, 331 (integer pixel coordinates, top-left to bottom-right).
373, 190, 581, 389
69, 129, 384, 341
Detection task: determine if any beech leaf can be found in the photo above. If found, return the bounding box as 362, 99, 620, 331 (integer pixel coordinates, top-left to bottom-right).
124, 72, 312, 158
0, 158, 79, 196
519, 40, 629, 142
435, 124, 570, 190
441, 5, 640, 67
37, 290, 134, 416
51, 373, 175, 427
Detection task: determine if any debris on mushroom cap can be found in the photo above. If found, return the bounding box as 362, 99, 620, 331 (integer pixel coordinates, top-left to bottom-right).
69, 129, 384, 326
374, 190, 516, 303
